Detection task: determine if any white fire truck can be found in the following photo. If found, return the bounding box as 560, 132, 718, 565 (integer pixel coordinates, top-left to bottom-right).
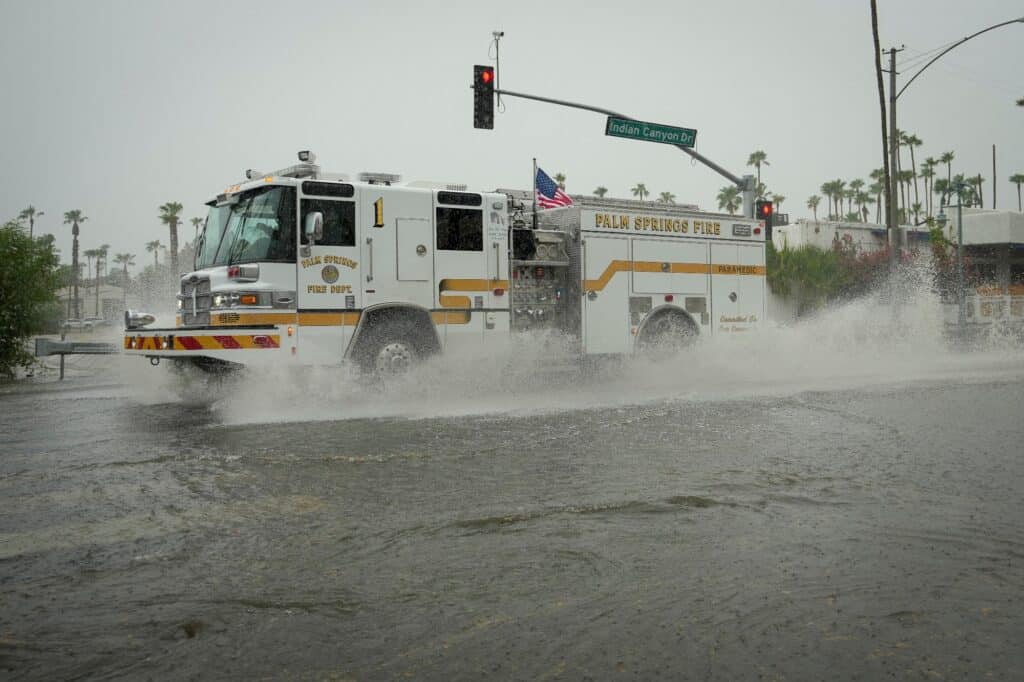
124, 152, 767, 373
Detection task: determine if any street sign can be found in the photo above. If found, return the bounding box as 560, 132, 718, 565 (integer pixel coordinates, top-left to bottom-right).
605, 116, 697, 148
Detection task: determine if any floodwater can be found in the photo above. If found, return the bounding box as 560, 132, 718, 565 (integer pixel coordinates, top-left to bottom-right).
3, 294, 1024, 680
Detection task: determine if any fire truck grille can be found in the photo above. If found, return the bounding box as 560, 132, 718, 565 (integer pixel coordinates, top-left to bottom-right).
180, 277, 212, 327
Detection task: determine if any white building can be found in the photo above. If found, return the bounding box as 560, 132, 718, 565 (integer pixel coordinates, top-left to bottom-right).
772, 219, 931, 252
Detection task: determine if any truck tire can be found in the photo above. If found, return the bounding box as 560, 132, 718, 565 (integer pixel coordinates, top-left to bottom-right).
636, 309, 698, 354
351, 306, 440, 377
368, 336, 417, 375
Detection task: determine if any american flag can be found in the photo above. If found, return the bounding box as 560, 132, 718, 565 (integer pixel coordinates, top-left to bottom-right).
535, 167, 574, 209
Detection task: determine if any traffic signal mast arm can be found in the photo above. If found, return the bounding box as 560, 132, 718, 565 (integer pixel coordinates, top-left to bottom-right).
492, 86, 756, 217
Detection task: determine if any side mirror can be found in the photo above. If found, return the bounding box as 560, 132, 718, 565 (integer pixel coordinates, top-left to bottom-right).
304, 212, 324, 243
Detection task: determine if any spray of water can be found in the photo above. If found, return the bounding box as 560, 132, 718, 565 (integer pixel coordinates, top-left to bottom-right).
117, 265, 1024, 424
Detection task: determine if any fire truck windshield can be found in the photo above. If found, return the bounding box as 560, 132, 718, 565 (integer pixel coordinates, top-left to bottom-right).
195, 185, 296, 269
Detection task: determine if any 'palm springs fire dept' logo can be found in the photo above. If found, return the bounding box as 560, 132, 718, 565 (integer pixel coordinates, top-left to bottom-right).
321, 265, 340, 284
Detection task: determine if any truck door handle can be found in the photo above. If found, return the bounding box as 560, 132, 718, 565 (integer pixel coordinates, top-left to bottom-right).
366, 237, 374, 282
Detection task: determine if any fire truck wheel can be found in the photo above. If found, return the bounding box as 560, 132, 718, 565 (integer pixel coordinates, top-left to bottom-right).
372, 339, 416, 376
637, 311, 698, 353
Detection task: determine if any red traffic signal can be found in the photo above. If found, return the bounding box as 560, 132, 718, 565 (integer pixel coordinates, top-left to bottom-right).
756, 199, 773, 221
473, 65, 495, 129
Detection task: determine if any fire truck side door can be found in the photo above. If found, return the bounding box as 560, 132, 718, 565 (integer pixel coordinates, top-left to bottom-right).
583, 235, 630, 355
710, 242, 762, 334
297, 194, 361, 363
433, 199, 487, 347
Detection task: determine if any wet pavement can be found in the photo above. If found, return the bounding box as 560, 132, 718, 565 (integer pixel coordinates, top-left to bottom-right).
2, 332, 1024, 680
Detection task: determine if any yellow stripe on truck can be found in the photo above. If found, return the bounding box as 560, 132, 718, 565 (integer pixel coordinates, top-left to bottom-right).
584, 260, 764, 291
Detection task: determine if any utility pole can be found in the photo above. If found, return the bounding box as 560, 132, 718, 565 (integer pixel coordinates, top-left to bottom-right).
887, 46, 904, 267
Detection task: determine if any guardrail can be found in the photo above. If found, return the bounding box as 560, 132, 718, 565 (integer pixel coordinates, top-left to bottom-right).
35, 337, 119, 380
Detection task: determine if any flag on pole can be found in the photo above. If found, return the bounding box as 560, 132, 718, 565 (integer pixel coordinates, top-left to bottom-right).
535, 167, 574, 209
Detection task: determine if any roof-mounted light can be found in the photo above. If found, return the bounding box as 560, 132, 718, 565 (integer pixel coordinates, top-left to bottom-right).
358, 172, 402, 185
298, 150, 317, 163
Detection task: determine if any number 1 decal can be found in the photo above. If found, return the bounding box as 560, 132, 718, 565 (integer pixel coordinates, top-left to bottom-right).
373, 198, 384, 227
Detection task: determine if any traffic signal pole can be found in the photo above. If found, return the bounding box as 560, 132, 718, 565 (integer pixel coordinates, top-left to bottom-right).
493, 87, 757, 218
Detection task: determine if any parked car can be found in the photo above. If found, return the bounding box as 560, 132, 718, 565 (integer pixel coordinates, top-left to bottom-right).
62, 319, 85, 331
83, 316, 110, 328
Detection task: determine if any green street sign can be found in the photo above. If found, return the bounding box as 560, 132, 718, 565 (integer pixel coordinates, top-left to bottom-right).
605, 116, 697, 148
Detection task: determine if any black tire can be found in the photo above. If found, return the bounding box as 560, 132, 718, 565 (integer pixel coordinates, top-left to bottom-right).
636, 311, 698, 354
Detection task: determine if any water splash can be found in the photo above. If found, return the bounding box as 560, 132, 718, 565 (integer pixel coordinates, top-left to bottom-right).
121, 268, 1024, 425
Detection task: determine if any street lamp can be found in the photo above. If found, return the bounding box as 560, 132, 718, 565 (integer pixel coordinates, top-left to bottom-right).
885, 16, 1024, 266
936, 180, 968, 337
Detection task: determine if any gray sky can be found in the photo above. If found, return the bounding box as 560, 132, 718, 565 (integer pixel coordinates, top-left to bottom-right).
1, 0, 1022, 271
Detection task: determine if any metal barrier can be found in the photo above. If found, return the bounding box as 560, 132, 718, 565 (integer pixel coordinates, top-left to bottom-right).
35, 337, 119, 380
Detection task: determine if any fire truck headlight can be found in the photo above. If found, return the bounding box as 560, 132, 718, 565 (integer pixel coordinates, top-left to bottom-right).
213, 294, 226, 307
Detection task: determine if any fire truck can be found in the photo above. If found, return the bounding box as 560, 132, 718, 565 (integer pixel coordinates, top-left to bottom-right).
124, 152, 767, 373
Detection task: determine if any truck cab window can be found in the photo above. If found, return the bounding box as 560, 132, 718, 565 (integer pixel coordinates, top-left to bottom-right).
301, 198, 355, 246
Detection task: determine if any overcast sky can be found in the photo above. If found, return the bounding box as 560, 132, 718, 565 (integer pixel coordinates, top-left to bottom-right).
1, 0, 1022, 270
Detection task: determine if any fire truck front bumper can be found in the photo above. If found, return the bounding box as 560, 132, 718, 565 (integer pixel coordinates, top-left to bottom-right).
122, 327, 290, 365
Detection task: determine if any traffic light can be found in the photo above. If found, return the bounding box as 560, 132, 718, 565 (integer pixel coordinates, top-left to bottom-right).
473, 65, 495, 129
755, 199, 774, 241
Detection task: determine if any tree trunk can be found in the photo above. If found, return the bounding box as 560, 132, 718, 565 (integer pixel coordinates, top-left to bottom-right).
72, 228, 80, 319
169, 221, 179, 275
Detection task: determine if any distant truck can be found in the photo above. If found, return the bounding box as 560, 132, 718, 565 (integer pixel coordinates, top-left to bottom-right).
123, 152, 767, 373
939, 208, 1024, 339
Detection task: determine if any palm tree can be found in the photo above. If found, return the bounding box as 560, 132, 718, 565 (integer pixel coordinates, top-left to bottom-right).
901, 132, 922, 206
63, 210, 87, 318
113, 252, 135, 278
950, 174, 973, 206
631, 183, 649, 201
869, 181, 885, 223
553, 173, 566, 190
919, 160, 936, 217
114, 252, 135, 308
869, 168, 885, 222
593, 187, 608, 198
83, 248, 100, 315
146, 239, 163, 268
771, 194, 785, 212
98, 243, 110, 278
856, 192, 875, 222
17, 206, 44, 239
1010, 173, 1024, 211
848, 179, 865, 207
159, 202, 183, 274
806, 195, 821, 221
911, 202, 923, 223
96, 243, 110, 315
819, 182, 835, 219
746, 151, 769, 186
898, 170, 915, 220
933, 178, 951, 210
657, 191, 676, 204
190, 217, 204, 242
717, 186, 741, 214
940, 151, 955, 183
968, 174, 984, 208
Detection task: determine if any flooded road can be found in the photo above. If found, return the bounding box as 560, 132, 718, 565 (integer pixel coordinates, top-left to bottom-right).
3, 316, 1024, 679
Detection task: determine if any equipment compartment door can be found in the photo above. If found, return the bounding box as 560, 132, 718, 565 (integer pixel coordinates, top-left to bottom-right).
711, 242, 763, 334
583, 235, 630, 355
